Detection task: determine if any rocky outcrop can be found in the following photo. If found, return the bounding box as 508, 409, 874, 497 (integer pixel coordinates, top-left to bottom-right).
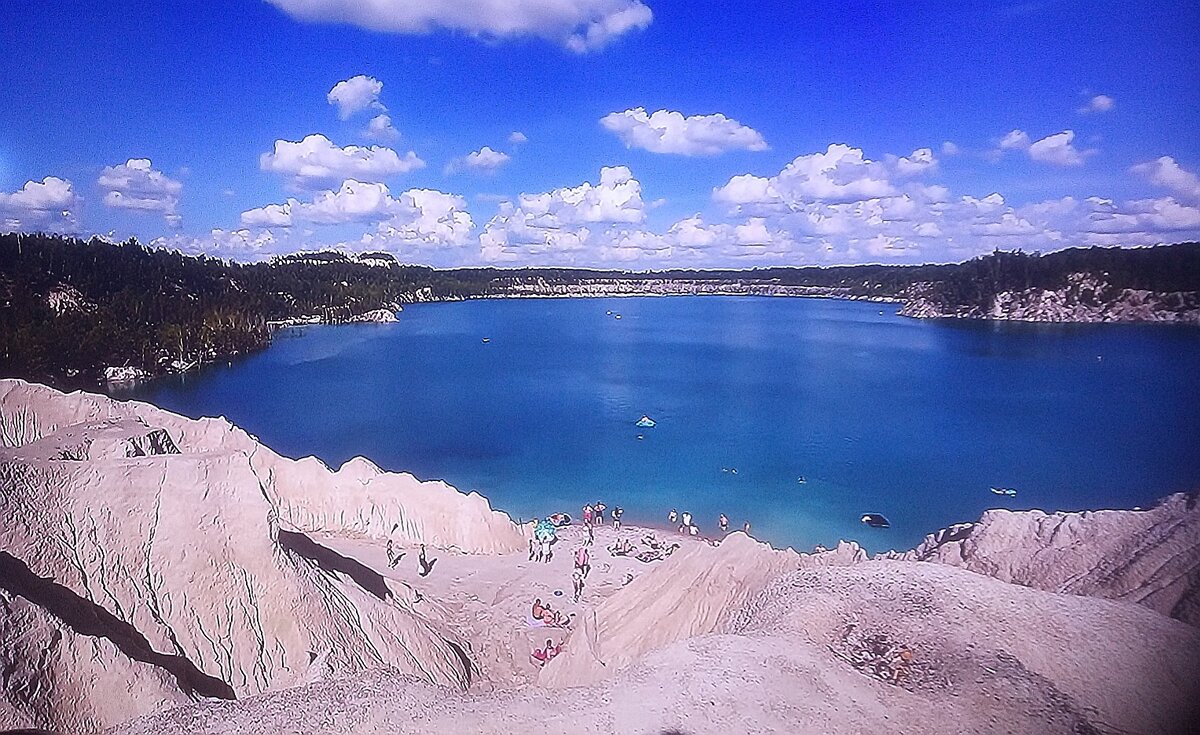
894, 492, 1200, 626
899, 272, 1200, 323
347, 308, 399, 323
0, 380, 526, 733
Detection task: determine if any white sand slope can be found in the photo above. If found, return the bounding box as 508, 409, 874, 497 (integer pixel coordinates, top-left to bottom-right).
2, 379, 1198, 734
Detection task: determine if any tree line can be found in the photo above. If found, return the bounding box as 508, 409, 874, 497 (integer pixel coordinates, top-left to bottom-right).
2, 233, 1196, 388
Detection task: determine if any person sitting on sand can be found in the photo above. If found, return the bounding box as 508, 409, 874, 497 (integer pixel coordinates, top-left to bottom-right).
532, 597, 545, 620
546, 640, 563, 660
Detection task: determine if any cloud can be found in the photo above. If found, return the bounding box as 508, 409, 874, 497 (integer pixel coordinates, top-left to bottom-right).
1028, 130, 1091, 166
600, 107, 768, 156
1078, 94, 1114, 114
97, 158, 183, 226
509, 131, 528, 145
994, 129, 1094, 166
151, 228, 284, 262
713, 144, 939, 209
999, 129, 1031, 150
265, 0, 651, 52
327, 75, 384, 119
260, 134, 424, 185
941, 141, 960, 156
0, 177, 80, 233
445, 146, 511, 175
240, 179, 475, 249
367, 114, 400, 141
480, 166, 647, 261
1131, 156, 1200, 205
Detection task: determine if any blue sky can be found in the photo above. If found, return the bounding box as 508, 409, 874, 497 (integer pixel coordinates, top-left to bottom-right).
2, 0, 1198, 266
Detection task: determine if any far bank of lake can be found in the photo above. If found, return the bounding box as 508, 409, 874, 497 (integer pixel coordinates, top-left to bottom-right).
122, 296, 1200, 553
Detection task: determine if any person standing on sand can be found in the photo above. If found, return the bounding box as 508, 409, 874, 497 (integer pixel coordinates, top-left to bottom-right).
583, 505, 593, 526
743, 521, 751, 534
574, 545, 590, 578
719, 514, 729, 533
612, 506, 624, 530
572, 569, 584, 602
681, 510, 692, 533
418, 544, 437, 577
669, 509, 678, 525
586, 522, 594, 545
595, 502, 606, 526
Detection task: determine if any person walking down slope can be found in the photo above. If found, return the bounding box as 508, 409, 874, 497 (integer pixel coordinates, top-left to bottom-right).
418, 544, 437, 577
387, 538, 404, 568
612, 506, 624, 530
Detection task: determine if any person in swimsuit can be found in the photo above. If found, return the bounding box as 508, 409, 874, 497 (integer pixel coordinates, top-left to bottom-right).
574, 545, 590, 577
719, 514, 729, 533
572, 569, 584, 602
583, 505, 593, 526
668, 509, 678, 524
612, 506, 624, 530
532, 597, 544, 620
594, 503, 606, 525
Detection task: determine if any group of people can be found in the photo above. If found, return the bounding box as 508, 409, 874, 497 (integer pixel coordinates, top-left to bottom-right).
582, 502, 625, 529
668, 509, 750, 537
386, 540, 437, 577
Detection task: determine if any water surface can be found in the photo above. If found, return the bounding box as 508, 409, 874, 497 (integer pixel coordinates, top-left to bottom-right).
124, 297, 1200, 552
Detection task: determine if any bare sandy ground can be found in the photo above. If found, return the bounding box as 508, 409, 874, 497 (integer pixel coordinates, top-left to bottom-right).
112, 559, 1200, 735
321, 520, 704, 688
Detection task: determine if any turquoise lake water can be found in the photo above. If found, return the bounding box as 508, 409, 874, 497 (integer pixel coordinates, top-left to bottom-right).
123, 297, 1200, 553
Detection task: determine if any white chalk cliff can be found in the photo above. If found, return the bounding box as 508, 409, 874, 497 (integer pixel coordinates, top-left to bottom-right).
0, 379, 524, 733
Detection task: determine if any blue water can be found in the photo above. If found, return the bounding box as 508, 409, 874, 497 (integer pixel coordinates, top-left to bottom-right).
121, 297, 1200, 553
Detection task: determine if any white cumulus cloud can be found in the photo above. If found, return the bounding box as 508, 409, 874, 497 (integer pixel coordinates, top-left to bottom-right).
260, 134, 424, 185
480, 166, 647, 261
601, 107, 767, 156
367, 114, 400, 141
1028, 130, 1092, 167
327, 75, 384, 119
446, 146, 511, 175
0, 177, 80, 233
97, 159, 183, 226
1078, 94, 1114, 114
265, 0, 651, 52
1131, 156, 1200, 205
509, 131, 529, 145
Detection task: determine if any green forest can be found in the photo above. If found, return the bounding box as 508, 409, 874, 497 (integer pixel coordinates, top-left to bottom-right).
2, 233, 1197, 388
